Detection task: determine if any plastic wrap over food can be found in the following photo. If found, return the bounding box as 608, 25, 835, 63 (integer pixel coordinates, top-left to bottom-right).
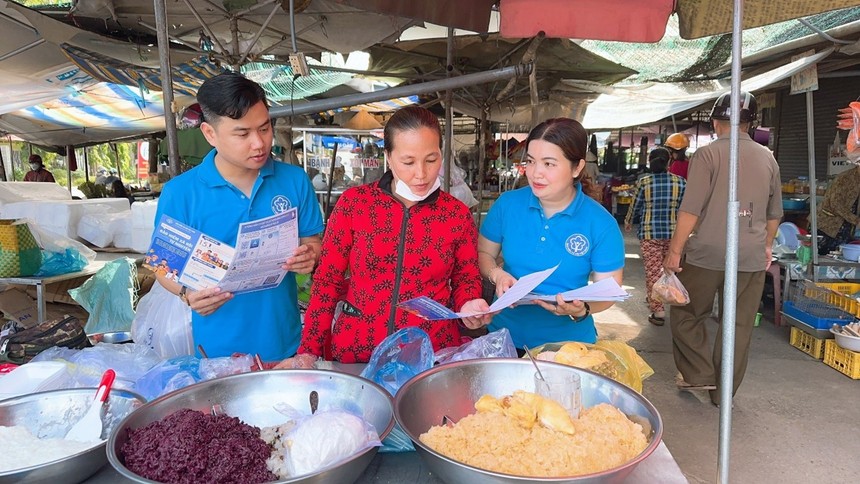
651, 269, 690, 305
281, 411, 381, 477
527, 340, 654, 393
434, 328, 516, 364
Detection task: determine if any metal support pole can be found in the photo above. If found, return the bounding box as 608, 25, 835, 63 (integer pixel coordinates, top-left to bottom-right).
65, 147, 72, 196
807, 91, 820, 266
83, 147, 90, 183
443, 27, 454, 192
154, 0, 181, 177
270, 64, 531, 119
230, 16, 240, 70
717, 0, 743, 482
476, 108, 488, 225
237, 3, 280, 66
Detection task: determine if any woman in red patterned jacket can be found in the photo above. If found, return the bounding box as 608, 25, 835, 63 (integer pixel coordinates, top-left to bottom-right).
281, 106, 492, 365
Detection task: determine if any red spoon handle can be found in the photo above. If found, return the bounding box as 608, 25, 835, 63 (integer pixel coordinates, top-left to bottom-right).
97, 369, 116, 403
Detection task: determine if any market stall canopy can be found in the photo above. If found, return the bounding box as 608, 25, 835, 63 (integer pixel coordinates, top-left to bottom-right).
581, 7, 860, 83
36, 0, 420, 66
676, 0, 860, 39
572, 48, 833, 130
334, 0, 497, 33
495, 0, 860, 41
0, 83, 187, 147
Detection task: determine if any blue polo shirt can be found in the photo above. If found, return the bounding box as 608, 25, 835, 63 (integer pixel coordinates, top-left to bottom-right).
155, 149, 323, 360
480, 184, 624, 347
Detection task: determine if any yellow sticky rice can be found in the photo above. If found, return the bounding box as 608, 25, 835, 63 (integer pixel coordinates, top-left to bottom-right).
419, 403, 648, 477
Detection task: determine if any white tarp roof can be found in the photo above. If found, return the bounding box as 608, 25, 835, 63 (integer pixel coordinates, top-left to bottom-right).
572, 48, 833, 129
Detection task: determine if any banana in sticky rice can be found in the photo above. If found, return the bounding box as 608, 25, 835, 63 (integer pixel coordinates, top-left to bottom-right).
475, 391, 575, 435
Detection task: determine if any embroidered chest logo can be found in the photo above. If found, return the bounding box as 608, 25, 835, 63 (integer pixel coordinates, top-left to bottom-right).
565, 234, 590, 256
271, 195, 291, 213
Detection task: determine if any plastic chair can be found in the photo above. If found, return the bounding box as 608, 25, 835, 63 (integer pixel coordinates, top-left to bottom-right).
764, 263, 782, 326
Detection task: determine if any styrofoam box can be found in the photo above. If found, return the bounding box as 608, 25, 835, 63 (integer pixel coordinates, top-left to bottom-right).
1, 199, 130, 240
0, 361, 70, 400
0, 181, 71, 209
78, 211, 132, 248
130, 199, 158, 253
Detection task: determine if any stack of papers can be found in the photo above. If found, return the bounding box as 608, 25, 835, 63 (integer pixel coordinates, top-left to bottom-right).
398, 266, 630, 321
518, 277, 630, 303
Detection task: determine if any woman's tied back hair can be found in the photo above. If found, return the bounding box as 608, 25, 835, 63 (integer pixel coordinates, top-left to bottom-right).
526, 118, 588, 168
383, 106, 442, 153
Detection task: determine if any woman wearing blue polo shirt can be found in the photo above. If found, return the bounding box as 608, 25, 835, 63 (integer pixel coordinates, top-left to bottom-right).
478, 118, 625, 348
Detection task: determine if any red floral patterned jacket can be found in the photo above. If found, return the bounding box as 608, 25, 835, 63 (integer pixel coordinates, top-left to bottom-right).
298, 172, 482, 363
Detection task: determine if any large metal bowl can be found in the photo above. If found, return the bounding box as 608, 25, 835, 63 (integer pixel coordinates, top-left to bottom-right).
0, 388, 146, 484
107, 370, 395, 484
395, 359, 663, 484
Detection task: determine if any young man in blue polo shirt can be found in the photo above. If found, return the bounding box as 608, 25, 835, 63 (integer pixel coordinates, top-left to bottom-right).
154, 72, 323, 361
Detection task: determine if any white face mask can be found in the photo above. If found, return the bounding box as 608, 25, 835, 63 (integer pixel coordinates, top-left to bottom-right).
394, 176, 441, 202
29, 163, 40, 171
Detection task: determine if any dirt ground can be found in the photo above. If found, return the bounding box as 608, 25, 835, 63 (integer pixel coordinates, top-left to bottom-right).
597, 230, 860, 483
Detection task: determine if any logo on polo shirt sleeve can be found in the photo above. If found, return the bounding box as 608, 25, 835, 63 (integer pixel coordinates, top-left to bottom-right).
271, 195, 292, 213
565, 234, 590, 256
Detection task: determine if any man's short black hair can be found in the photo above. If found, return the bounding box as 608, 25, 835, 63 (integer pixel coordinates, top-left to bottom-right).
197, 72, 268, 124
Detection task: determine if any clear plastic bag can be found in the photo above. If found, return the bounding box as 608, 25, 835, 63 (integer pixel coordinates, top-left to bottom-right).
131, 280, 193, 359
360, 327, 434, 453
651, 269, 690, 305
198, 354, 254, 380
528, 340, 654, 393
30, 343, 162, 392
360, 327, 434, 396
133, 355, 202, 401
434, 328, 516, 364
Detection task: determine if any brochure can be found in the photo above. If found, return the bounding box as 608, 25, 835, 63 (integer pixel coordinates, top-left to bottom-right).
518, 277, 630, 303
145, 209, 299, 294
398, 265, 559, 320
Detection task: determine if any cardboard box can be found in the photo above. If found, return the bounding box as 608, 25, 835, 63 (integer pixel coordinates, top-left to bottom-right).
23, 275, 91, 306
0, 288, 39, 328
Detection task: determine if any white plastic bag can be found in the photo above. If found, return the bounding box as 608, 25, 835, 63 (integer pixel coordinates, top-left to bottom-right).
131, 280, 193, 358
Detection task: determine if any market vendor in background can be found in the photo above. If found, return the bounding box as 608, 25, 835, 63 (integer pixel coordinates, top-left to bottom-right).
815, 164, 860, 255
664, 133, 690, 179
279, 106, 491, 368
624, 147, 685, 326
23, 154, 55, 183
154, 72, 323, 361
477, 118, 625, 349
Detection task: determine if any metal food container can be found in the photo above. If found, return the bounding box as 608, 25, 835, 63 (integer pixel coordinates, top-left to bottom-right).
107, 370, 395, 484
0, 388, 145, 484
394, 358, 662, 484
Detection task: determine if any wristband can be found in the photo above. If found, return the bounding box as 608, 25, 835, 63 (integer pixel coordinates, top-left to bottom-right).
569, 302, 591, 322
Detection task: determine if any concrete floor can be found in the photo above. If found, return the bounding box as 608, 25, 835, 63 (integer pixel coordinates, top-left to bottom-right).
597, 230, 860, 483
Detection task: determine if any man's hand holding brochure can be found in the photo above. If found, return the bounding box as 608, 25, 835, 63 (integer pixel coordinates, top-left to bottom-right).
398, 265, 629, 321
145, 208, 299, 295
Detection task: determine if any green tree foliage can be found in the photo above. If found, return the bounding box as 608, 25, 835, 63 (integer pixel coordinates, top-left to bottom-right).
5, 141, 145, 193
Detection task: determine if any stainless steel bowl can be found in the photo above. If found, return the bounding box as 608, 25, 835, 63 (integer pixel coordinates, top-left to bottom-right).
0, 388, 146, 484
395, 359, 663, 484
107, 370, 395, 484
87, 331, 133, 345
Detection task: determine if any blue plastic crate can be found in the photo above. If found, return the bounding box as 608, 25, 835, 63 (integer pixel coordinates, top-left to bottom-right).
782, 301, 854, 329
